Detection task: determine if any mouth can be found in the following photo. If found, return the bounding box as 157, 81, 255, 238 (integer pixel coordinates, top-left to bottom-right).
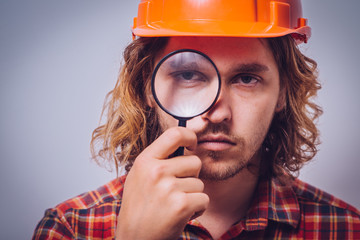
197, 134, 236, 151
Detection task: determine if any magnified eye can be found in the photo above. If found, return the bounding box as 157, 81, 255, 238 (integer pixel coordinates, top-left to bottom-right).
181, 71, 195, 80
152, 49, 220, 119
171, 70, 206, 86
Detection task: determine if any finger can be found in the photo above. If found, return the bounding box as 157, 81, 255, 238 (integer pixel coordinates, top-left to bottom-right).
173, 177, 204, 193
190, 209, 206, 220
144, 127, 197, 159
186, 192, 209, 216
164, 155, 202, 178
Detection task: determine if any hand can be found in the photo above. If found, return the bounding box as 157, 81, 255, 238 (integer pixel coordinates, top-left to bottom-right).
115, 127, 209, 240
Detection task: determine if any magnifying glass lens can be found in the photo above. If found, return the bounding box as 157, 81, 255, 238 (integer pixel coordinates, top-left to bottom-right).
153, 50, 220, 119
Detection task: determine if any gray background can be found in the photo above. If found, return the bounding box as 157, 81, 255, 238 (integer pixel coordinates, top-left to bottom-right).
1, 0, 359, 239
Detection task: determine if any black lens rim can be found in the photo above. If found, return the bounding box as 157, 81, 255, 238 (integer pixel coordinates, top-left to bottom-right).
151, 49, 221, 121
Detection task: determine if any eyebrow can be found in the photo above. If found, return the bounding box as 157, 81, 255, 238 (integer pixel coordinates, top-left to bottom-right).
233, 63, 270, 73
165, 59, 214, 72
168, 60, 200, 70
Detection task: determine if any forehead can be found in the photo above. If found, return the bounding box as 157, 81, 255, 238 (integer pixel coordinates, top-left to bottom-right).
157, 37, 277, 70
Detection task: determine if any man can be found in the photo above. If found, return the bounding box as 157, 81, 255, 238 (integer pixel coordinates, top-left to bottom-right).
33, 0, 360, 239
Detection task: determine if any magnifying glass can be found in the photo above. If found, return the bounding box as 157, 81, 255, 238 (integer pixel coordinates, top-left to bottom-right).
151, 49, 221, 156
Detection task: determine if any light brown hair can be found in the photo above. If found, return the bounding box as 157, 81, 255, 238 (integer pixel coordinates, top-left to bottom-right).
264, 36, 322, 179
91, 36, 322, 178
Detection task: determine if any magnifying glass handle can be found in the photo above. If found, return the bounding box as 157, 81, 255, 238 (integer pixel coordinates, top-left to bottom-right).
172, 119, 187, 157
173, 146, 184, 157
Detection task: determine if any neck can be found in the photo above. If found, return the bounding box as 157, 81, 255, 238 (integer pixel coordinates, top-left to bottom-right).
196, 168, 259, 239
203, 168, 259, 217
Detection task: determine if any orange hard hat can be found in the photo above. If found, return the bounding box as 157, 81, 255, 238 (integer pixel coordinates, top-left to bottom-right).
132, 0, 311, 43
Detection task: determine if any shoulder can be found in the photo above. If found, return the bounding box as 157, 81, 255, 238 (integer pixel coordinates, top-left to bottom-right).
261, 177, 360, 239
291, 178, 360, 238
56, 175, 126, 212
292, 178, 360, 217
32, 176, 126, 239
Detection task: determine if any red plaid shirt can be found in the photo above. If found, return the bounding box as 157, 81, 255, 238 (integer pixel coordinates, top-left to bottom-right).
33, 175, 360, 239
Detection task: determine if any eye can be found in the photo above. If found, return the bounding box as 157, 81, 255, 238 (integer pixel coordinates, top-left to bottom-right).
179, 71, 196, 80
232, 74, 259, 87
171, 70, 207, 87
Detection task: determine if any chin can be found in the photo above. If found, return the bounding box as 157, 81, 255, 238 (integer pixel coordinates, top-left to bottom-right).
198, 157, 248, 181
196, 148, 261, 181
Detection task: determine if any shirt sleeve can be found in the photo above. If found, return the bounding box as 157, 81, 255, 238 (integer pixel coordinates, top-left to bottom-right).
32, 208, 75, 240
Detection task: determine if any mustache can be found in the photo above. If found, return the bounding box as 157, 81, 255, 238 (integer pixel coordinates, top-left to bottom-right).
196, 122, 231, 138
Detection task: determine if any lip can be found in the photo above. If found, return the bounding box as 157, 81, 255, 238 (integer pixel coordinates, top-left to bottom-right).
197, 134, 236, 151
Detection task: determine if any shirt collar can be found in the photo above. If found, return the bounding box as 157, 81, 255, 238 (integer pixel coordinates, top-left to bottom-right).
186, 176, 301, 235
244, 176, 300, 231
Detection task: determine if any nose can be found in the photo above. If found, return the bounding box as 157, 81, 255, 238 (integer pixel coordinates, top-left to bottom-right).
201, 86, 232, 123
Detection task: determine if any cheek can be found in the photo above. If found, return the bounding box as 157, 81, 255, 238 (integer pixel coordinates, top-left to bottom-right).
233, 101, 276, 151
248, 83, 280, 116
156, 107, 179, 130
234, 96, 278, 132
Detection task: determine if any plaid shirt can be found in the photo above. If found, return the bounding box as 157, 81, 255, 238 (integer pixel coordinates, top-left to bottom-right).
33, 175, 360, 239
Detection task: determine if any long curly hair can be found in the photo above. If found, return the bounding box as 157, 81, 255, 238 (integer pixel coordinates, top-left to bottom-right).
91, 36, 322, 178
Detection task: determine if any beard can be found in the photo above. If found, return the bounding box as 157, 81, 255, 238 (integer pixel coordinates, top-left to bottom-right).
157, 110, 269, 182
198, 150, 248, 181
192, 122, 264, 182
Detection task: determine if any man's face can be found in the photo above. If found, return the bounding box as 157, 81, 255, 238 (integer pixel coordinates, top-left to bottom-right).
153, 37, 282, 181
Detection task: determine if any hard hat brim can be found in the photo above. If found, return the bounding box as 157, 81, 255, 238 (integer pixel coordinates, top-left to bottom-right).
132, 20, 311, 42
